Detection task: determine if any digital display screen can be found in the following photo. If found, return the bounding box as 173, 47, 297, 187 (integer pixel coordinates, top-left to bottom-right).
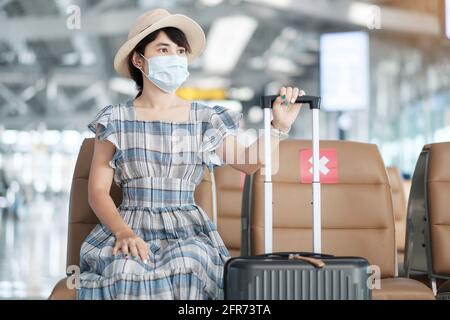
320, 31, 369, 111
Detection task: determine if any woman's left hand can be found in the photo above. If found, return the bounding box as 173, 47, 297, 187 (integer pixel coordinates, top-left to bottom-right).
271, 86, 305, 132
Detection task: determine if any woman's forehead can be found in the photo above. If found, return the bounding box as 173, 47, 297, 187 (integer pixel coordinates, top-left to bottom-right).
152, 32, 180, 46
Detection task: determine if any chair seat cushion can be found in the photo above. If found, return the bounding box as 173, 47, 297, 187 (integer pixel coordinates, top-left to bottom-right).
372, 278, 435, 300
48, 278, 76, 300
49, 276, 434, 300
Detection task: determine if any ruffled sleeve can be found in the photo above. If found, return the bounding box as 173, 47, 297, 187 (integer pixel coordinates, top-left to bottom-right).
200, 105, 243, 169
87, 104, 121, 169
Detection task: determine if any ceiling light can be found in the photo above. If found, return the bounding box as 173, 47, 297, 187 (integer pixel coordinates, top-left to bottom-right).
203, 15, 258, 74
200, 0, 223, 6
245, 0, 292, 9
267, 56, 303, 75
248, 56, 266, 70
228, 87, 254, 101
348, 2, 381, 29
61, 52, 79, 65
18, 51, 36, 65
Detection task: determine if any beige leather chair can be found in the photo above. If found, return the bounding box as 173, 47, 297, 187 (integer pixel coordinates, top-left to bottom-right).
49, 138, 215, 299
247, 140, 434, 300
405, 142, 450, 292
214, 165, 246, 257
386, 167, 408, 266
403, 179, 411, 205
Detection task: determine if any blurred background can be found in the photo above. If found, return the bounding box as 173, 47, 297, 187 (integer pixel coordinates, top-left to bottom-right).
0, 0, 449, 299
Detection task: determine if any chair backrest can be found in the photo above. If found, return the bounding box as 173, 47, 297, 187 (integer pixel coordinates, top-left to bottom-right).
405, 142, 450, 278
387, 166, 408, 255
403, 179, 412, 203
425, 142, 450, 276
66, 138, 213, 268
404, 148, 429, 275
249, 139, 396, 278
66, 139, 116, 268
424, 142, 450, 277
214, 165, 246, 257
424, 142, 450, 276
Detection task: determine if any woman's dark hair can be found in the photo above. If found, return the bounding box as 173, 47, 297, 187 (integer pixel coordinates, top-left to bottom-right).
127, 27, 192, 98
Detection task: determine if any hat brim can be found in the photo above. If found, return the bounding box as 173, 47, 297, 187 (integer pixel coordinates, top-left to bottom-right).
113, 14, 206, 78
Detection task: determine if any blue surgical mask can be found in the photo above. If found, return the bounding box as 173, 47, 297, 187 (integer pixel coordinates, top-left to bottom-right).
138, 53, 190, 93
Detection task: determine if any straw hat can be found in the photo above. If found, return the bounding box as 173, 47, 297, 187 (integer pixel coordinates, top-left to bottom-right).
113, 8, 206, 78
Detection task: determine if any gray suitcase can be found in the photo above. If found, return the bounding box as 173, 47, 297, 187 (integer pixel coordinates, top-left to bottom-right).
224, 95, 372, 300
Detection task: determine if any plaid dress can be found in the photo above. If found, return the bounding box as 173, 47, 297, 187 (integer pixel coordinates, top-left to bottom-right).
77, 98, 242, 300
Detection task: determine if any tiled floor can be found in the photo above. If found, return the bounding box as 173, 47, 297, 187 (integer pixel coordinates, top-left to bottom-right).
0, 192, 69, 299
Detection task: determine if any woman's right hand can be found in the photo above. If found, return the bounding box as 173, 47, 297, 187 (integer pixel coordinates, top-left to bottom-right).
112, 228, 149, 263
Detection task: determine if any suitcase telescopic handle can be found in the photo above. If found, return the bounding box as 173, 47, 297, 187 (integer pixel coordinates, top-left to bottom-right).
260, 94, 322, 255
260, 95, 321, 110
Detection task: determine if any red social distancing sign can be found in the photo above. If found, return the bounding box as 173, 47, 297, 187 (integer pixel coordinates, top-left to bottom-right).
299, 149, 339, 184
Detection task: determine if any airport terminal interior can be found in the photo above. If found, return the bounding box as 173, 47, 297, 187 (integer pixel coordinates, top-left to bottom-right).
0, 0, 450, 300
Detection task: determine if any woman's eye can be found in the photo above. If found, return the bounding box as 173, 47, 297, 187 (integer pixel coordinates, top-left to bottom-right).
157, 48, 185, 54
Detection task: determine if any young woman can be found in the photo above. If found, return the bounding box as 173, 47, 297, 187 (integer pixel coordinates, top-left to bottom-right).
78, 8, 304, 300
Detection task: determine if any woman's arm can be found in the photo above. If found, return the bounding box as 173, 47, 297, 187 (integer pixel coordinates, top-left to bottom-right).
215, 86, 304, 175
88, 125, 149, 262
215, 129, 285, 175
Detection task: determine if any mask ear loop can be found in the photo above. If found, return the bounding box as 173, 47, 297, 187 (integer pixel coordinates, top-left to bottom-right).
136, 52, 148, 77
138, 52, 148, 61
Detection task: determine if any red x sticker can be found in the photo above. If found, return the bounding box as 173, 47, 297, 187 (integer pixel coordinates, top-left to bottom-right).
299, 149, 339, 184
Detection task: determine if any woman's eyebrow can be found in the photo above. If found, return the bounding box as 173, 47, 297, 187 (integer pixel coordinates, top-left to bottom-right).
155, 42, 170, 47
155, 42, 185, 48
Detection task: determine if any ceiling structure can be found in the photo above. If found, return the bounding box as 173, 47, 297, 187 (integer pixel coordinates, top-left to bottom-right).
0, 0, 443, 130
